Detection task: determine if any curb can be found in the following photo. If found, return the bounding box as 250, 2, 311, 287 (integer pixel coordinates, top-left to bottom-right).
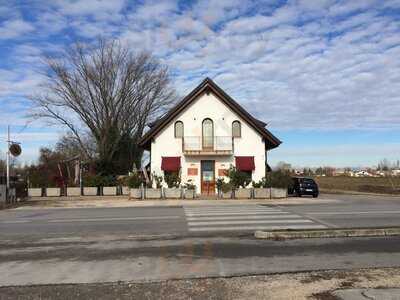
254, 227, 400, 240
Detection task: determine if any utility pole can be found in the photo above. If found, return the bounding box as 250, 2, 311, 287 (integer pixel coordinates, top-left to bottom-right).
6, 125, 10, 190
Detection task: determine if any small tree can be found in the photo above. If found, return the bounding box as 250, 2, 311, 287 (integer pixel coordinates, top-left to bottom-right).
152, 173, 163, 188
227, 166, 251, 189
164, 172, 181, 188
125, 173, 143, 188
183, 179, 196, 190
266, 170, 293, 189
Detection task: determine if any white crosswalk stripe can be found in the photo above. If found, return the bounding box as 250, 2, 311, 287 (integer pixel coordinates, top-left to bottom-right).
184, 205, 327, 232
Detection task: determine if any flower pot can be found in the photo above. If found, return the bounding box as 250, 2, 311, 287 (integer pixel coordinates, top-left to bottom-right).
83, 187, 98, 196
102, 186, 117, 196
121, 186, 130, 196
130, 188, 142, 199
46, 188, 61, 197
184, 189, 195, 199
253, 188, 271, 199
219, 191, 232, 199
271, 188, 287, 198
28, 188, 42, 197
145, 188, 161, 199
66, 187, 81, 196
234, 188, 252, 199
164, 188, 182, 199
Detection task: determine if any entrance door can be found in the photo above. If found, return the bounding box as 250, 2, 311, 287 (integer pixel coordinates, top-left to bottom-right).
201, 160, 215, 195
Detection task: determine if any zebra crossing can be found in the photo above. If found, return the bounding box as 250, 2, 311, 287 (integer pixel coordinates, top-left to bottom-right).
184, 205, 327, 232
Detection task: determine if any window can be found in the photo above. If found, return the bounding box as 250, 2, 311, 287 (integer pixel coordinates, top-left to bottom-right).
202, 118, 214, 149
174, 121, 183, 138
232, 120, 241, 137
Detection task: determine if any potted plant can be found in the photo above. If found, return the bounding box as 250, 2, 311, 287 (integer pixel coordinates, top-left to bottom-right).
145, 173, 162, 199
28, 187, 43, 197
125, 173, 143, 199
183, 179, 196, 199
218, 179, 233, 199
66, 186, 81, 196
269, 170, 292, 198
163, 172, 182, 199
227, 166, 252, 199
82, 175, 102, 196
102, 175, 118, 196
252, 178, 270, 199
46, 186, 61, 197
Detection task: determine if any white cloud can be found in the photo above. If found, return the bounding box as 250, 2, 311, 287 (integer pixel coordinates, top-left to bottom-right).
0, 18, 34, 39
1, 0, 400, 163
53, 0, 125, 19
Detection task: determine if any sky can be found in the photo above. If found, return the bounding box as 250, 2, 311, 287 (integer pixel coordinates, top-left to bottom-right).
0, 0, 400, 169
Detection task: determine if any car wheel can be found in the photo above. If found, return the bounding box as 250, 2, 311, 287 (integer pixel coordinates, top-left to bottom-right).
313, 193, 318, 198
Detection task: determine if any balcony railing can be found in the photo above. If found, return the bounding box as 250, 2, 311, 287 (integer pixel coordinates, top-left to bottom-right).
182, 136, 233, 155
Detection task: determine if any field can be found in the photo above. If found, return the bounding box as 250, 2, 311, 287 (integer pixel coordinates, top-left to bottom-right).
314, 176, 400, 194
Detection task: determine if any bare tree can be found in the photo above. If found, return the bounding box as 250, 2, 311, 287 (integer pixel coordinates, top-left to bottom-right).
31, 39, 175, 174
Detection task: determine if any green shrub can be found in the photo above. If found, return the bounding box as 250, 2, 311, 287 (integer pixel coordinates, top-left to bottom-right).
252, 178, 267, 188
152, 173, 163, 188
83, 174, 117, 187
183, 179, 196, 190
216, 178, 224, 192
164, 172, 181, 188
220, 181, 233, 193
227, 166, 252, 189
266, 170, 293, 189
125, 173, 143, 188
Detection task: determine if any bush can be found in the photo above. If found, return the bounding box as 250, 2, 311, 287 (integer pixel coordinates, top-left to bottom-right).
220, 181, 233, 193
266, 170, 293, 189
83, 174, 118, 187
164, 172, 181, 188
216, 178, 233, 193
227, 166, 252, 189
183, 179, 196, 190
252, 178, 267, 188
152, 173, 163, 188
124, 173, 143, 188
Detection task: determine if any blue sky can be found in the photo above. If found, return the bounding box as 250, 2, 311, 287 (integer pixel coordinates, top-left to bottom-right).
1, 0, 400, 168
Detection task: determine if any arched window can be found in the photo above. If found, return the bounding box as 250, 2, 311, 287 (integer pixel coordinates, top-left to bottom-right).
202, 118, 214, 150
174, 121, 184, 138
232, 120, 241, 137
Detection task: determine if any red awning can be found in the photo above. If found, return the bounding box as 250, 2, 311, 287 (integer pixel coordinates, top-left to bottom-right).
235, 156, 255, 171
161, 156, 181, 171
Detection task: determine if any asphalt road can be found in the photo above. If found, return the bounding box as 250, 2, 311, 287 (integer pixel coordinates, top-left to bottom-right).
0, 235, 400, 285
280, 193, 400, 228
1, 193, 400, 287
1, 193, 400, 240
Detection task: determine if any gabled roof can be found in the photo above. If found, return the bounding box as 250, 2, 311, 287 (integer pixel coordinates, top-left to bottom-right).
139, 77, 282, 150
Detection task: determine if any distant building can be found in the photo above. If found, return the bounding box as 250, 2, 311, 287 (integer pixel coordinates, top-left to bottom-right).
392, 169, 400, 176
354, 170, 372, 177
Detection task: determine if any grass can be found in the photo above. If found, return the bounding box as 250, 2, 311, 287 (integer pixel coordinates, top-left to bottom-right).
314, 176, 400, 194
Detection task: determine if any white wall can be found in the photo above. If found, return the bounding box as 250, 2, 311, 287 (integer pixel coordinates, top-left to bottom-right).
150, 91, 266, 190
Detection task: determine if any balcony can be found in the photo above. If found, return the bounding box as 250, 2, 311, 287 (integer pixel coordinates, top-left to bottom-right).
182, 136, 233, 155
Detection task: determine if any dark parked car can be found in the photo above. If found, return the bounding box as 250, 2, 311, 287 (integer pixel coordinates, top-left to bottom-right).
289, 177, 319, 197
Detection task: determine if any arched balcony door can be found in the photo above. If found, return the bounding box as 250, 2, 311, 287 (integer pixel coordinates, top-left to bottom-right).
202, 118, 214, 150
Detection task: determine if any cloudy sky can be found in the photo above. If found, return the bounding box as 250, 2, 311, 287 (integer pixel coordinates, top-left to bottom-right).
1, 0, 400, 168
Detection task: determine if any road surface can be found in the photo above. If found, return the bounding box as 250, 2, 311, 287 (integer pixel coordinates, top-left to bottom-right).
1, 193, 400, 240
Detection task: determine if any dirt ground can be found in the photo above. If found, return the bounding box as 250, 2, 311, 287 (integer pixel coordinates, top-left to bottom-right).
315, 176, 400, 194
1, 268, 400, 300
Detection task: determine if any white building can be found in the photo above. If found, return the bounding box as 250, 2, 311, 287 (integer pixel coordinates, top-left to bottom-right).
139, 78, 281, 195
